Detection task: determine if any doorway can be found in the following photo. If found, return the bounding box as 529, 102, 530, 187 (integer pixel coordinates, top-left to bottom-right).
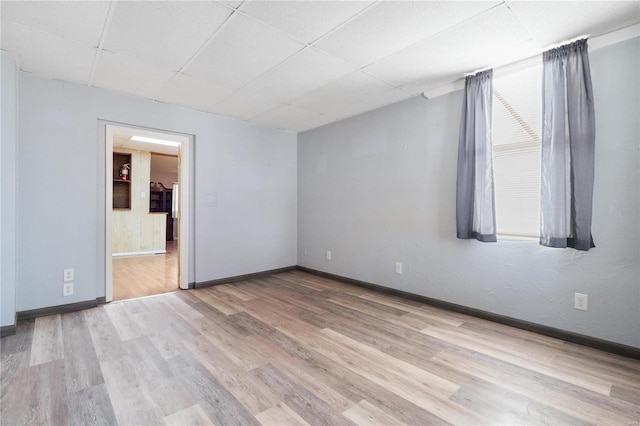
105, 124, 190, 302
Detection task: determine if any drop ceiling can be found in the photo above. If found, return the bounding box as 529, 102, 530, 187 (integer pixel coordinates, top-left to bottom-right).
1, 1, 638, 133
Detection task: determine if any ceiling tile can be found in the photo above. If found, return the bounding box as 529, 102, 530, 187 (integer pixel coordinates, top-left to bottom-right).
2, 0, 637, 133
401, 38, 542, 95
221, 1, 243, 10
103, 1, 233, 72
183, 13, 305, 89
251, 105, 335, 132
242, 47, 355, 103
0, 0, 109, 47
206, 89, 282, 121
509, 1, 640, 47
289, 71, 397, 114
155, 73, 235, 111
331, 88, 415, 120
1, 20, 96, 85
363, 4, 532, 89
91, 51, 175, 100
314, 1, 500, 68
239, 1, 374, 43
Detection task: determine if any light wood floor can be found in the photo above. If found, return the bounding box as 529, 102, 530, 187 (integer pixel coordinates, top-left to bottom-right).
2, 270, 639, 425
113, 240, 178, 301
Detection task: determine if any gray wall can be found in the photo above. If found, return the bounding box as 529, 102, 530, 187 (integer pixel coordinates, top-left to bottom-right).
298, 37, 640, 348
16, 73, 297, 312
1, 51, 18, 327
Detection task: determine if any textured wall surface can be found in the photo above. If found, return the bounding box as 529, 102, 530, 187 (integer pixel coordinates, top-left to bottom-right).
298, 37, 640, 347
16, 74, 297, 312
1, 51, 18, 326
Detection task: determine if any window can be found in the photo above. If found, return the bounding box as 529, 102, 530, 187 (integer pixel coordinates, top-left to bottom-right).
492, 63, 542, 238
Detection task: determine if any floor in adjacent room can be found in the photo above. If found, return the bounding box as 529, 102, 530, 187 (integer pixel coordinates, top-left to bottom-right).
112, 240, 178, 301
1, 270, 639, 425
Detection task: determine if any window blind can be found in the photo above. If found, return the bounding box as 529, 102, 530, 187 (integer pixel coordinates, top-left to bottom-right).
492, 63, 542, 238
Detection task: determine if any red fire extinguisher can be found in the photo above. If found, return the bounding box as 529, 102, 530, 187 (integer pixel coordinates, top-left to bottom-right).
119, 163, 130, 180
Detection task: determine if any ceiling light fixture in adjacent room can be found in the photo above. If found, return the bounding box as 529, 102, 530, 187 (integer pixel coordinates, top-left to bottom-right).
129, 136, 181, 146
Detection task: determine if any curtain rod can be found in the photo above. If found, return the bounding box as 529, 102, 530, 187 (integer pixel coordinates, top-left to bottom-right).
423, 24, 639, 100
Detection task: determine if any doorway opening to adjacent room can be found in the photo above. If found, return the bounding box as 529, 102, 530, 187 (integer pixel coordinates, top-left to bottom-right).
105, 124, 190, 301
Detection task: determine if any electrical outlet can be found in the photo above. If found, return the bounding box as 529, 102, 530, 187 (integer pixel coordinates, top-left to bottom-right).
574, 293, 588, 311
63, 269, 74, 282
63, 282, 74, 296
395, 262, 402, 274
326, 250, 332, 260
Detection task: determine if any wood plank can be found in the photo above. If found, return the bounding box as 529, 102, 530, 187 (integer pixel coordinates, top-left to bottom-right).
100, 355, 166, 425
61, 311, 104, 393
290, 353, 447, 425
611, 384, 640, 406
248, 334, 356, 412
432, 350, 640, 424
66, 384, 117, 426
270, 314, 480, 424
165, 404, 215, 426
169, 352, 260, 426
1, 360, 68, 425
256, 402, 311, 426
277, 270, 366, 297
342, 400, 407, 426
254, 276, 331, 315
163, 291, 205, 320
311, 329, 487, 425
448, 374, 589, 425
184, 334, 278, 415
2, 270, 639, 425
0, 318, 34, 355
296, 306, 444, 370
357, 292, 466, 327
192, 287, 244, 315
123, 336, 195, 416
327, 293, 411, 317
103, 301, 144, 341
83, 306, 127, 363
216, 284, 257, 301
29, 314, 63, 366
136, 298, 201, 359
190, 316, 267, 370
254, 363, 356, 426
113, 240, 178, 301
552, 351, 640, 388
422, 325, 613, 395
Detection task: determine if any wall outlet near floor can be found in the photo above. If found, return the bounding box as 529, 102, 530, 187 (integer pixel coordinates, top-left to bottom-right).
395, 262, 403, 274
326, 250, 332, 260
63, 282, 74, 296
63, 268, 74, 282
574, 293, 588, 311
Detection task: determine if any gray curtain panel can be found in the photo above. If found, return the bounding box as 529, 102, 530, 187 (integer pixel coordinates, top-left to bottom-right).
540, 39, 596, 251
456, 69, 497, 242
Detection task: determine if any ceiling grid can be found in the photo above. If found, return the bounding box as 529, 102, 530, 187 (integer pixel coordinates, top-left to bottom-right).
1, 0, 638, 132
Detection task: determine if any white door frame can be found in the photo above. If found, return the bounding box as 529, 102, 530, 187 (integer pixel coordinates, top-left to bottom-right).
105, 124, 191, 302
